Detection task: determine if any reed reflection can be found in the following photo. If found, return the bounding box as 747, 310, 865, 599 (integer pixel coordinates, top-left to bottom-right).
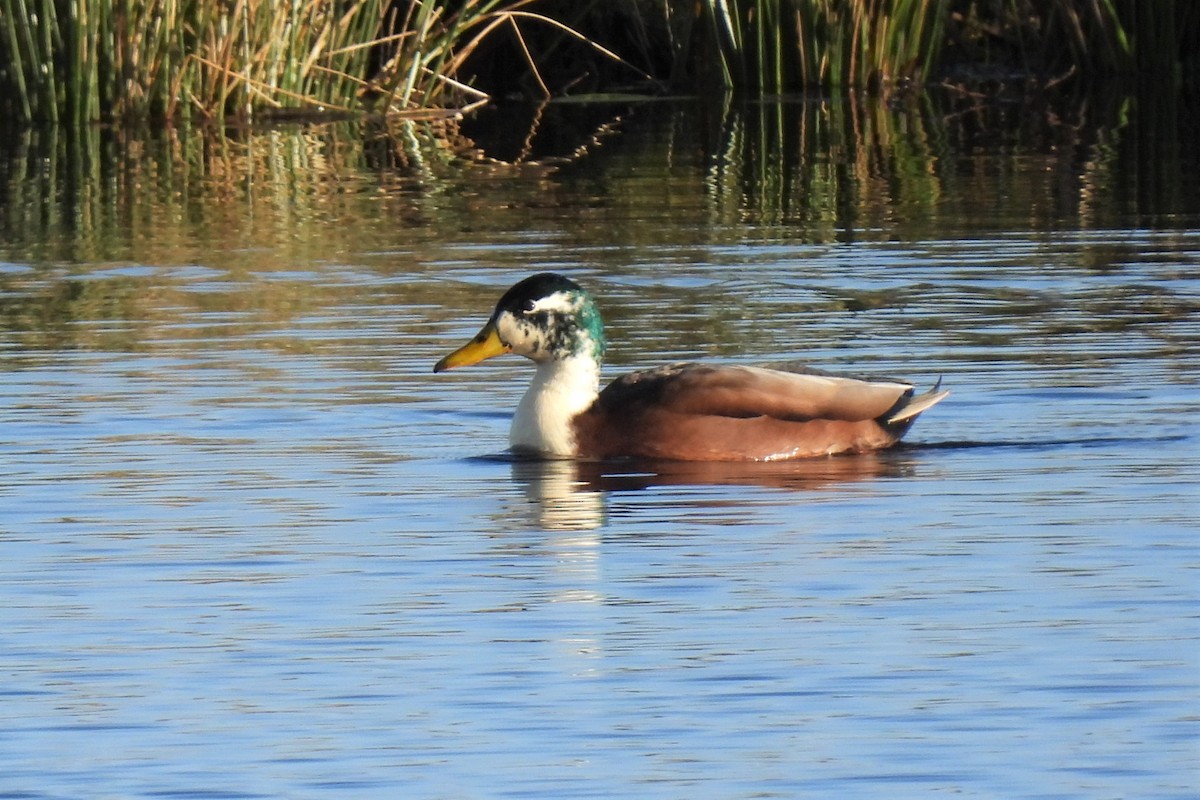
2, 88, 1195, 269
693, 88, 1197, 237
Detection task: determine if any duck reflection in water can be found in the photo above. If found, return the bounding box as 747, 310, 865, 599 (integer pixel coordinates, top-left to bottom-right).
506, 452, 919, 531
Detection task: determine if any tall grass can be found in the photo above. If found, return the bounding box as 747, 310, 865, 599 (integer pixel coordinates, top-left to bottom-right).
0, 0, 1192, 123
0, 0, 646, 123
944, 0, 1131, 80
695, 0, 952, 93
678, 0, 1194, 93
0, 0, 395, 123
373, 1, 645, 109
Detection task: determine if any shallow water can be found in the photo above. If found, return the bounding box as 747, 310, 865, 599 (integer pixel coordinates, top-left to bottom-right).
1, 98, 1198, 798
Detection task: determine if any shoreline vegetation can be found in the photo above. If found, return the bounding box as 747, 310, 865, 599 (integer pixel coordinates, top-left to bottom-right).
0, 1, 1196, 125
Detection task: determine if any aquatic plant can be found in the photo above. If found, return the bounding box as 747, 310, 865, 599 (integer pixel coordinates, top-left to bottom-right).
0, 0, 1193, 123
690, 0, 952, 92
942, 0, 1131, 81
0, 0, 395, 122
0, 0, 650, 123
654, 0, 1200, 93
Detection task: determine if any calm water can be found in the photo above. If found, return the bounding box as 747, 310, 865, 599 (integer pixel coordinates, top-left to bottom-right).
1, 98, 1198, 798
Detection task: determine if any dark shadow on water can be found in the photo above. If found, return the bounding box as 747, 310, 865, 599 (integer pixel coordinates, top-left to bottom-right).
473, 449, 907, 486
467, 431, 1191, 529
471, 432, 1187, 474
919, 434, 1188, 452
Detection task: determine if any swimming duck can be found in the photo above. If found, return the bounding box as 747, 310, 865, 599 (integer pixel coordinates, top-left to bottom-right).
434, 273, 948, 461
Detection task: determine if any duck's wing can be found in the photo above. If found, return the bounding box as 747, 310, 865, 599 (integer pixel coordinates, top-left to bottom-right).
574, 363, 948, 461
596, 363, 919, 421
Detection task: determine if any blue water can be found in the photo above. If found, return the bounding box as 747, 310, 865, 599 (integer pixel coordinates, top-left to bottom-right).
1, 105, 1198, 798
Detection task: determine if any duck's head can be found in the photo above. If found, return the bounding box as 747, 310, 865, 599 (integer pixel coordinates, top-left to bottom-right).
434, 273, 606, 373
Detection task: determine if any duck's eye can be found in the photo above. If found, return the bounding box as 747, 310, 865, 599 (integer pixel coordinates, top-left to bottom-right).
521, 299, 537, 314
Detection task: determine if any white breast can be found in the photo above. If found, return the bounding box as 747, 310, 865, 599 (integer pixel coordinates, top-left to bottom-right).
510, 357, 600, 457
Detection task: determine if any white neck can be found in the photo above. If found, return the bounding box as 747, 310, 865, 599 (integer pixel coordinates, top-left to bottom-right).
510, 355, 600, 457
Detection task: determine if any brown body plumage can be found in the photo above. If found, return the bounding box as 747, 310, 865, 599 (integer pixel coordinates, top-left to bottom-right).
573, 363, 944, 461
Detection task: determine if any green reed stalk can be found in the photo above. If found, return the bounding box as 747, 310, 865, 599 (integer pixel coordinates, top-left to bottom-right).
680, 0, 1159, 93
1002, 0, 1129, 76
691, 0, 950, 93
1, 0, 473, 123
2, 0, 57, 121
0, 0, 1188, 122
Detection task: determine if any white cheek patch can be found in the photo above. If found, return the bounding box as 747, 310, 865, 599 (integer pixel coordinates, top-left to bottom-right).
494, 289, 590, 361
495, 312, 542, 356
495, 312, 522, 342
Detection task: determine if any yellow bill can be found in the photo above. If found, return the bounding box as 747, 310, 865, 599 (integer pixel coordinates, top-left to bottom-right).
433, 321, 510, 373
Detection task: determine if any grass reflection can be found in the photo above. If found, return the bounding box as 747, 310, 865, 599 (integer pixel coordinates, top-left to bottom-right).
700, 90, 1174, 237
0, 119, 494, 264
706, 95, 944, 234
2, 90, 1193, 259
0, 89, 1195, 358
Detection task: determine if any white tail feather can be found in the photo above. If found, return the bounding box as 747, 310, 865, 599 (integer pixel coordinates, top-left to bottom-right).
887, 381, 949, 424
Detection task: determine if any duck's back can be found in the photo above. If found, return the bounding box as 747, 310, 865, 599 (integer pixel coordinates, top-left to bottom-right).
572, 363, 947, 461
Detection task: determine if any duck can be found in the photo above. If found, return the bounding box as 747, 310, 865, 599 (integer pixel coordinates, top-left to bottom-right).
434, 273, 948, 461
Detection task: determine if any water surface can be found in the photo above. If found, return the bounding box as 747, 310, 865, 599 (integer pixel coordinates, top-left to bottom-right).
1, 97, 1197, 798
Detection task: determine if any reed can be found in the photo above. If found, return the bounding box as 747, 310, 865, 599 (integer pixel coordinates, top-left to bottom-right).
676, 0, 1192, 93
0, 0, 396, 122
0, 0, 506, 123
946, 0, 1131, 80
0, 0, 646, 123
693, 0, 952, 93
0, 0, 1190, 123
